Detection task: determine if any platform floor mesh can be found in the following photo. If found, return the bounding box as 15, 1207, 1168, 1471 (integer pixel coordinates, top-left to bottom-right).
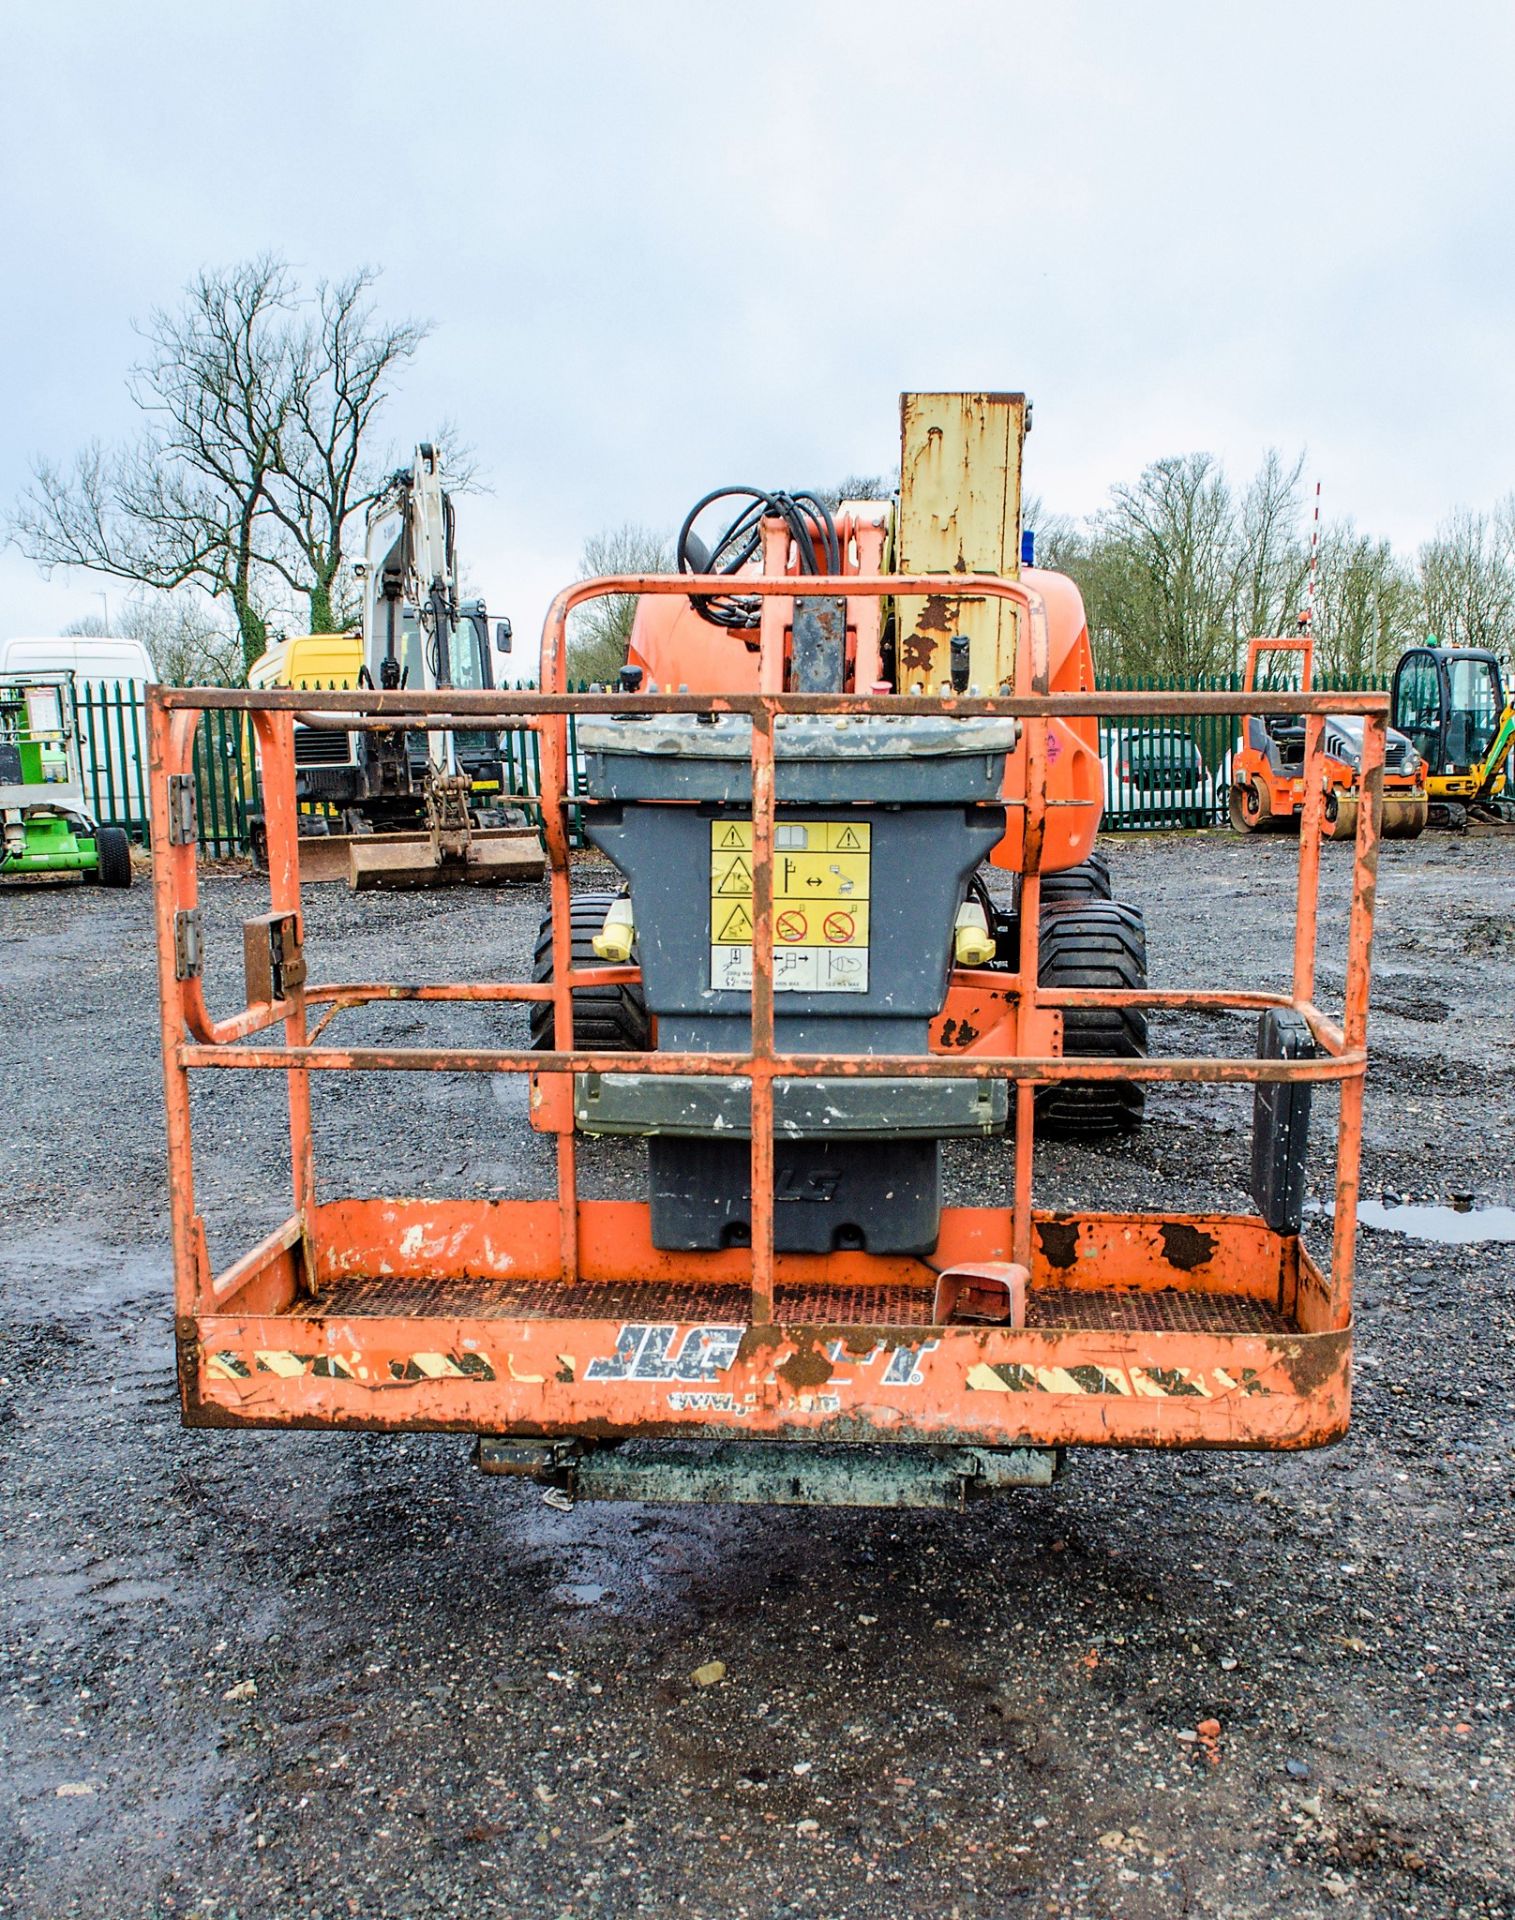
305, 1274, 1292, 1336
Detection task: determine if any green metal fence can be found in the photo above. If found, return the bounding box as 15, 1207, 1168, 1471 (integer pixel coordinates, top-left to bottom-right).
75, 679, 597, 857
74, 671, 1396, 852
1094, 669, 1392, 830
76, 679, 153, 845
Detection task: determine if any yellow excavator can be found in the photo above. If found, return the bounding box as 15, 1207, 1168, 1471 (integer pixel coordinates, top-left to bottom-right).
247, 445, 543, 887
1391, 640, 1515, 829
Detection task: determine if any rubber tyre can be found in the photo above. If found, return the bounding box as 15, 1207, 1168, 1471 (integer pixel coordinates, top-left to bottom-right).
529, 891, 651, 1051
92, 825, 134, 889
1036, 898, 1148, 1136
1038, 851, 1113, 906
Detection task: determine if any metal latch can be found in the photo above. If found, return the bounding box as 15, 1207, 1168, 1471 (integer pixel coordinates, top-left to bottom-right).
243, 911, 306, 1004
173, 909, 203, 980
166, 774, 197, 846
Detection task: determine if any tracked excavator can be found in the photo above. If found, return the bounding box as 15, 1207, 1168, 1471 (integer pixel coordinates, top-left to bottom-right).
1391, 640, 1514, 829
248, 445, 543, 888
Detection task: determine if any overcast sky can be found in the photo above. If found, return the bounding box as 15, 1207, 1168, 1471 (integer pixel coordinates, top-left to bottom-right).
4, 0, 1513, 665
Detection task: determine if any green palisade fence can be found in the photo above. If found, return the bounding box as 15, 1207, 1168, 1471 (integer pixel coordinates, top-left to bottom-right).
73, 672, 1394, 853
73, 679, 599, 857
1094, 669, 1392, 831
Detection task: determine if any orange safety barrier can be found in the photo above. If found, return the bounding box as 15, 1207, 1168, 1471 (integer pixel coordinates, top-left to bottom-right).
152, 571, 1384, 1455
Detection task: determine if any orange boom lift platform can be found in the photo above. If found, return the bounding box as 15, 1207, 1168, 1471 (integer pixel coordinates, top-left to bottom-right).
152, 396, 1384, 1509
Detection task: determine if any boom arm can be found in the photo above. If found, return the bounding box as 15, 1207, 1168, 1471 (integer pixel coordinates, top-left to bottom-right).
1476, 700, 1515, 800
360, 443, 460, 694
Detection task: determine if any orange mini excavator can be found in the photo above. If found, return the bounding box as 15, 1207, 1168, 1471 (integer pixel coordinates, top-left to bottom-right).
152, 393, 1381, 1509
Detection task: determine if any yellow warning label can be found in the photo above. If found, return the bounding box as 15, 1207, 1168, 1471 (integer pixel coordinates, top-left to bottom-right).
715, 902, 872, 950
707, 820, 870, 855
709, 819, 872, 992
712, 854, 753, 895
713, 901, 755, 943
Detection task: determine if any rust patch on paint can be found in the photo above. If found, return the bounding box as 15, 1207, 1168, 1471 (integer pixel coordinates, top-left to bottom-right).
918, 593, 956, 635
1160, 1223, 1216, 1272
1037, 1219, 1080, 1270
777, 1342, 835, 1390
1274, 1329, 1352, 1398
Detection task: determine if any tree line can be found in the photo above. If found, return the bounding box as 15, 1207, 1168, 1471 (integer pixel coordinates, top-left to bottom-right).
8, 255, 1511, 685
1029, 452, 1515, 683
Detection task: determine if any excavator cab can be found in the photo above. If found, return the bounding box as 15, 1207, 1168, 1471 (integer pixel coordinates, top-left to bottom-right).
1393, 645, 1503, 775
1392, 643, 1514, 826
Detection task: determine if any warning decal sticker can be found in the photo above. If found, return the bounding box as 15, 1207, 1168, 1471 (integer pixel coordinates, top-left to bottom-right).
709, 819, 871, 993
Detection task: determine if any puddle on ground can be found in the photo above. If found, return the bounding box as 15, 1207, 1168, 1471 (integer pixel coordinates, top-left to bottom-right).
1355, 1200, 1515, 1245
551, 1581, 613, 1608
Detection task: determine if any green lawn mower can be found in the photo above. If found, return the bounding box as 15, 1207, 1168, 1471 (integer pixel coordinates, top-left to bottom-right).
1, 674, 133, 887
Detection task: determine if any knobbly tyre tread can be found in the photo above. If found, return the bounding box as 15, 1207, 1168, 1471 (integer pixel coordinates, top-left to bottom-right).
1037, 852, 1113, 906
529, 890, 651, 1052
1036, 898, 1148, 1135
91, 824, 134, 889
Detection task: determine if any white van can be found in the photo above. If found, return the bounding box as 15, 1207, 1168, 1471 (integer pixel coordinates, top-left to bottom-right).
0, 636, 158, 828
0, 634, 158, 683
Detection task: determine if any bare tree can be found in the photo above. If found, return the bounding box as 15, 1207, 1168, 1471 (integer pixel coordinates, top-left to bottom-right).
1237, 449, 1309, 639
813, 475, 893, 510
567, 523, 675, 683
263, 271, 428, 635
1081, 453, 1247, 678
63, 592, 243, 686
1311, 524, 1417, 681
10, 256, 429, 677
1417, 504, 1515, 651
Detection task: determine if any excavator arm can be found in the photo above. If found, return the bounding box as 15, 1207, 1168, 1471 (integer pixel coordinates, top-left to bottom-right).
1475, 700, 1515, 802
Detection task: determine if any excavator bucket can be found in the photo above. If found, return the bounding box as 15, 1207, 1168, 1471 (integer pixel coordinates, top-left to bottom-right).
347, 826, 545, 891
263, 826, 545, 888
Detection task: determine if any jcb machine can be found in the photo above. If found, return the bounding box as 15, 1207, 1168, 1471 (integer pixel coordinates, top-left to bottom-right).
247, 444, 543, 889
153, 394, 1382, 1509
1230, 634, 1427, 840
1390, 640, 1514, 828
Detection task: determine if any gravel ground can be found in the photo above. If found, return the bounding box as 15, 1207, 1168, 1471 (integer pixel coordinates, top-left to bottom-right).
1, 830, 1512, 1920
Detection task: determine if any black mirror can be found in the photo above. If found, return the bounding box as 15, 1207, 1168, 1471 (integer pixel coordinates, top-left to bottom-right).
495, 618, 513, 654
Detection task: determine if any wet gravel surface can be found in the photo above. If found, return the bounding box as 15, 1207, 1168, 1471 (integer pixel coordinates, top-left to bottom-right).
1, 831, 1512, 1919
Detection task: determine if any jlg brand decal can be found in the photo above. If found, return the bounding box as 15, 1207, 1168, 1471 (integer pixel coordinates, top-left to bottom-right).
583, 1324, 937, 1391
586, 1324, 745, 1383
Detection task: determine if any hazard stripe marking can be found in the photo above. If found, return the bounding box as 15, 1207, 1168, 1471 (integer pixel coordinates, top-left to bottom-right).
254, 1350, 306, 1378
967, 1360, 1269, 1398
214, 1349, 496, 1384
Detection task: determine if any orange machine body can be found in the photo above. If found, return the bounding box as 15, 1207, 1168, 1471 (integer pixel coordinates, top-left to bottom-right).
1231, 636, 1425, 838
629, 532, 1102, 876
148, 581, 1384, 1467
